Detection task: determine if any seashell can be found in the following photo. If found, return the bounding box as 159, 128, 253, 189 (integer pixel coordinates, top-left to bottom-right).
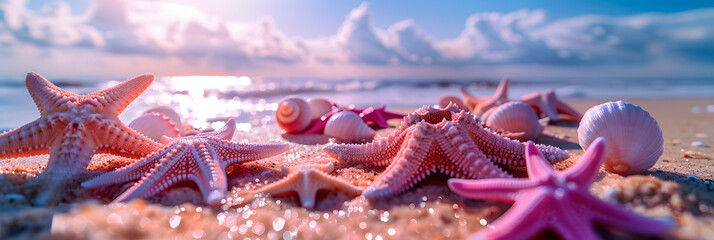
143, 106, 183, 134
483, 102, 543, 141
436, 95, 466, 111
276, 97, 312, 133
324, 111, 376, 142
307, 97, 335, 120
129, 112, 182, 142
577, 101, 663, 175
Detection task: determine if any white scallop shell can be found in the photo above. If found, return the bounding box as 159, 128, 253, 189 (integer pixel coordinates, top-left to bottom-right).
324, 111, 376, 142
143, 106, 183, 134
307, 97, 334, 120
129, 112, 181, 142
436, 95, 466, 111
276, 97, 312, 133
483, 102, 543, 141
577, 101, 663, 175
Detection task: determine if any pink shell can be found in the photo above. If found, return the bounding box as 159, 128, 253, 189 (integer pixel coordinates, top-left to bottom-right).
143, 106, 183, 134
483, 102, 543, 141
436, 95, 466, 111
324, 111, 376, 142
307, 97, 334, 120
577, 101, 663, 175
128, 112, 181, 142
276, 97, 312, 133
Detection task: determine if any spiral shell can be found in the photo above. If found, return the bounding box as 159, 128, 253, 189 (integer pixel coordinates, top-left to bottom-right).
577, 101, 663, 175
129, 112, 181, 142
324, 111, 376, 142
436, 95, 466, 111
143, 106, 183, 134
307, 97, 334, 120
276, 97, 312, 133
482, 102, 543, 141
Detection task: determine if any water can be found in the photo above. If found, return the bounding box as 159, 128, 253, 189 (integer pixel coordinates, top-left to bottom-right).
0, 76, 712, 130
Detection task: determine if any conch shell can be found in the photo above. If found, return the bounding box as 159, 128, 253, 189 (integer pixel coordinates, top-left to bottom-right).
324, 111, 376, 142
276, 97, 312, 133
577, 101, 663, 175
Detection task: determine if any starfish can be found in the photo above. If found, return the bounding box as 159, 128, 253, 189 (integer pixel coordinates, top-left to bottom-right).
0, 72, 163, 204
521, 90, 581, 122
237, 162, 362, 208
323, 104, 569, 199
303, 105, 404, 134
460, 78, 510, 114
81, 119, 289, 206
448, 137, 673, 240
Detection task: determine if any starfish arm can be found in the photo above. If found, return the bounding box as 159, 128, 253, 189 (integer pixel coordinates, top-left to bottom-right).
574, 191, 674, 236
493, 78, 509, 100
524, 141, 557, 179
564, 137, 606, 184
24, 72, 75, 115
193, 118, 236, 140
474, 191, 551, 240
95, 122, 164, 158
360, 110, 390, 129
447, 178, 535, 202
460, 86, 482, 110
310, 170, 363, 197
554, 99, 582, 120
549, 200, 601, 240
211, 140, 288, 166
322, 126, 409, 167
0, 118, 54, 159
87, 74, 154, 116
436, 124, 510, 179
81, 146, 176, 188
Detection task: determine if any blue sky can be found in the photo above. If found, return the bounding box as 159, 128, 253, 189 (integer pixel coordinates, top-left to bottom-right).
2, 0, 713, 79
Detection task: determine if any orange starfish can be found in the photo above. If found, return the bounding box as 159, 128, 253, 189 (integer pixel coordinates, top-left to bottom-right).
460, 78, 510, 114
323, 105, 569, 199
82, 119, 289, 206
0, 72, 163, 204
237, 162, 362, 208
521, 90, 581, 122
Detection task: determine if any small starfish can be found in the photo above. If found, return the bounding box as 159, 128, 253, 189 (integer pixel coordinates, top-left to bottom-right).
448, 137, 673, 240
237, 162, 362, 208
521, 90, 581, 121
303, 105, 404, 134
460, 78, 510, 114
82, 119, 289, 205
323, 105, 569, 199
0, 72, 163, 204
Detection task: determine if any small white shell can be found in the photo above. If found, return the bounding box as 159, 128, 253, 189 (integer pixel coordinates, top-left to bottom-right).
143, 106, 183, 134
129, 112, 181, 142
436, 95, 466, 111
577, 101, 663, 175
307, 97, 334, 120
324, 111, 375, 142
483, 102, 543, 141
276, 97, 312, 133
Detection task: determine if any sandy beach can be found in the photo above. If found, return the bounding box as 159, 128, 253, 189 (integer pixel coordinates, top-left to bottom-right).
1, 97, 713, 240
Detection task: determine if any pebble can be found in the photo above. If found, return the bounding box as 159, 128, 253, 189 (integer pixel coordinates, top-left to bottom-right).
695, 133, 708, 138
691, 141, 707, 148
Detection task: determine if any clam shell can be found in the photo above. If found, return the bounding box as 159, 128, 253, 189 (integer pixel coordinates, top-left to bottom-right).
483, 102, 543, 141
276, 97, 312, 133
324, 111, 376, 142
129, 112, 181, 142
577, 101, 663, 175
436, 95, 466, 111
143, 106, 183, 134
307, 97, 335, 120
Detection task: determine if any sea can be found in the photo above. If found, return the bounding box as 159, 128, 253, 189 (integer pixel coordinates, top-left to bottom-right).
1, 76, 713, 131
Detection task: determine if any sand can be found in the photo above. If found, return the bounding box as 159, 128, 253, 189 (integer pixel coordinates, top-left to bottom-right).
1, 98, 713, 239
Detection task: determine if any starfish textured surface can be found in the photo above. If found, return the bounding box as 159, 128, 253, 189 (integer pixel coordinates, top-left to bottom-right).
0, 72, 163, 204
239, 162, 363, 208
521, 90, 582, 121
82, 119, 289, 205
460, 78, 510, 114
323, 105, 569, 199
448, 138, 673, 240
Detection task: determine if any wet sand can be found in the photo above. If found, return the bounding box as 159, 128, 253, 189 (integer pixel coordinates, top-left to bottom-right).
1, 98, 713, 239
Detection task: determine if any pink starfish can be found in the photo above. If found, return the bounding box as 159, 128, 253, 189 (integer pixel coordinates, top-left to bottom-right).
521, 90, 581, 122
0, 72, 163, 204
448, 137, 673, 240
303, 105, 404, 134
82, 119, 289, 205
460, 78, 510, 114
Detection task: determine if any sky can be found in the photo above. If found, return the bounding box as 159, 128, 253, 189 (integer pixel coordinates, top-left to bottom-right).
1, 0, 713, 80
